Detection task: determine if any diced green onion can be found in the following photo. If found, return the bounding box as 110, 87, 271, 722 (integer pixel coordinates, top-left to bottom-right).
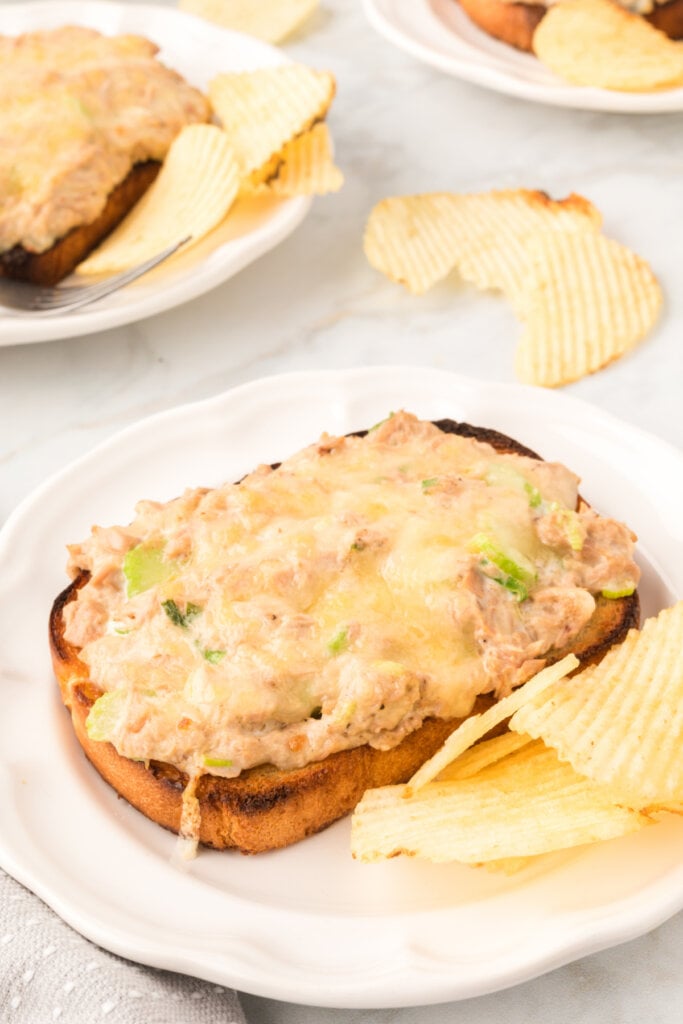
202, 648, 226, 664
495, 574, 529, 602
162, 599, 203, 629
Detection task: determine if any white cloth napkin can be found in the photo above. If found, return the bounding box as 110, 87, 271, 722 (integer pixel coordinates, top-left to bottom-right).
0, 869, 247, 1024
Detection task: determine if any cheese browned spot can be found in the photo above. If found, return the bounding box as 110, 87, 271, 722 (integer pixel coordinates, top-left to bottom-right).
63, 413, 639, 780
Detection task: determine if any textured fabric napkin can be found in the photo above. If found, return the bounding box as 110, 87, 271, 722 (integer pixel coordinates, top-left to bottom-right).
0, 869, 247, 1024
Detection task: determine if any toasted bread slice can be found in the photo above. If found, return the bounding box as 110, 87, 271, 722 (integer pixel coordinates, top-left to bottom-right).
456, 0, 683, 51
49, 421, 640, 854
0, 162, 160, 287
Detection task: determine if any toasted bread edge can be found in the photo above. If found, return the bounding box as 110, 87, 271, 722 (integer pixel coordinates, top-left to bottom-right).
0, 162, 161, 287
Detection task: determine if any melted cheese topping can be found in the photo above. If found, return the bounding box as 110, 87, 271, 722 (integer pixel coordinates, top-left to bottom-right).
63, 413, 639, 777
0, 26, 210, 253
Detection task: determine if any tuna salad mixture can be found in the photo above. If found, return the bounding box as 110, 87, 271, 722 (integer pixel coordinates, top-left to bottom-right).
63, 413, 640, 778
0, 26, 209, 254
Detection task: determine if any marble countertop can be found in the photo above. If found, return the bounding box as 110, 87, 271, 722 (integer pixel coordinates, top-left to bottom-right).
1, 0, 682, 1021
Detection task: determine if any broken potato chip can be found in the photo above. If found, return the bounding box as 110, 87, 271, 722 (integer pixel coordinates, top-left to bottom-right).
363, 189, 601, 300
436, 730, 533, 782
179, 0, 318, 44
209, 64, 335, 178
443, 189, 601, 316
79, 124, 240, 274
364, 188, 662, 387
352, 740, 649, 864
533, 0, 683, 93
407, 654, 578, 794
515, 230, 662, 387
242, 122, 343, 197
364, 193, 473, 296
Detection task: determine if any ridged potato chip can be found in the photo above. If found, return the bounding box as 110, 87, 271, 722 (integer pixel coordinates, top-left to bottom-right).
447, 190, 601, 315
533, 0, 683, 92
363, 193, 467, 295
179, 0, 318, 44
352, 741, 649, 864
243, 122, 343, 197
407, 654, 578, 794
363, 189, 600, 301
364, 187, 661, 388
209, 64, 335, 178
515, 231, 662, 387
437, 731, 533, 782
79, 124, 239, 274
510, 602, 683, 808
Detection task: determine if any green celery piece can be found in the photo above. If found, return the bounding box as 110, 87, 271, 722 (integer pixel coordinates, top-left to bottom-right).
328, 627, 349, 655
545, 502, 585, 551
563, 514, 585, 552
421, 477, 439, 491
203, 756, 233, 768
602, 585, 636, 599
86, 689, 127, 742
471, 533, 536, 585
123, 544, 175, 598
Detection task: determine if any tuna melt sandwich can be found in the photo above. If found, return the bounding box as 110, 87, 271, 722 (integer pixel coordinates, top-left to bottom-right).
50, 413, 640, 853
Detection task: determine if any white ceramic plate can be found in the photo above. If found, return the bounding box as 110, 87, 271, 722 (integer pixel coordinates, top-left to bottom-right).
365, 0, 683, 113
1, 366, 682, 1009
0, 2, 311, 347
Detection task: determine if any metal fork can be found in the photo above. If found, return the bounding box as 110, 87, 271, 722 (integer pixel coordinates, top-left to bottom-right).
0, 237, 191, 316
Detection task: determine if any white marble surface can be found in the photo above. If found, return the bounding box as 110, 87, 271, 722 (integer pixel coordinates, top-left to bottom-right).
1, 0, 682, 1021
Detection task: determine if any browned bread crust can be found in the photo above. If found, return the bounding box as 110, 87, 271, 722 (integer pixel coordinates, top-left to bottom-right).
456, 0, 683, 51
49, 421, 640, 854
647, 0, 683, 35
458, 0, 546, 50
0, 162, 160, 287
